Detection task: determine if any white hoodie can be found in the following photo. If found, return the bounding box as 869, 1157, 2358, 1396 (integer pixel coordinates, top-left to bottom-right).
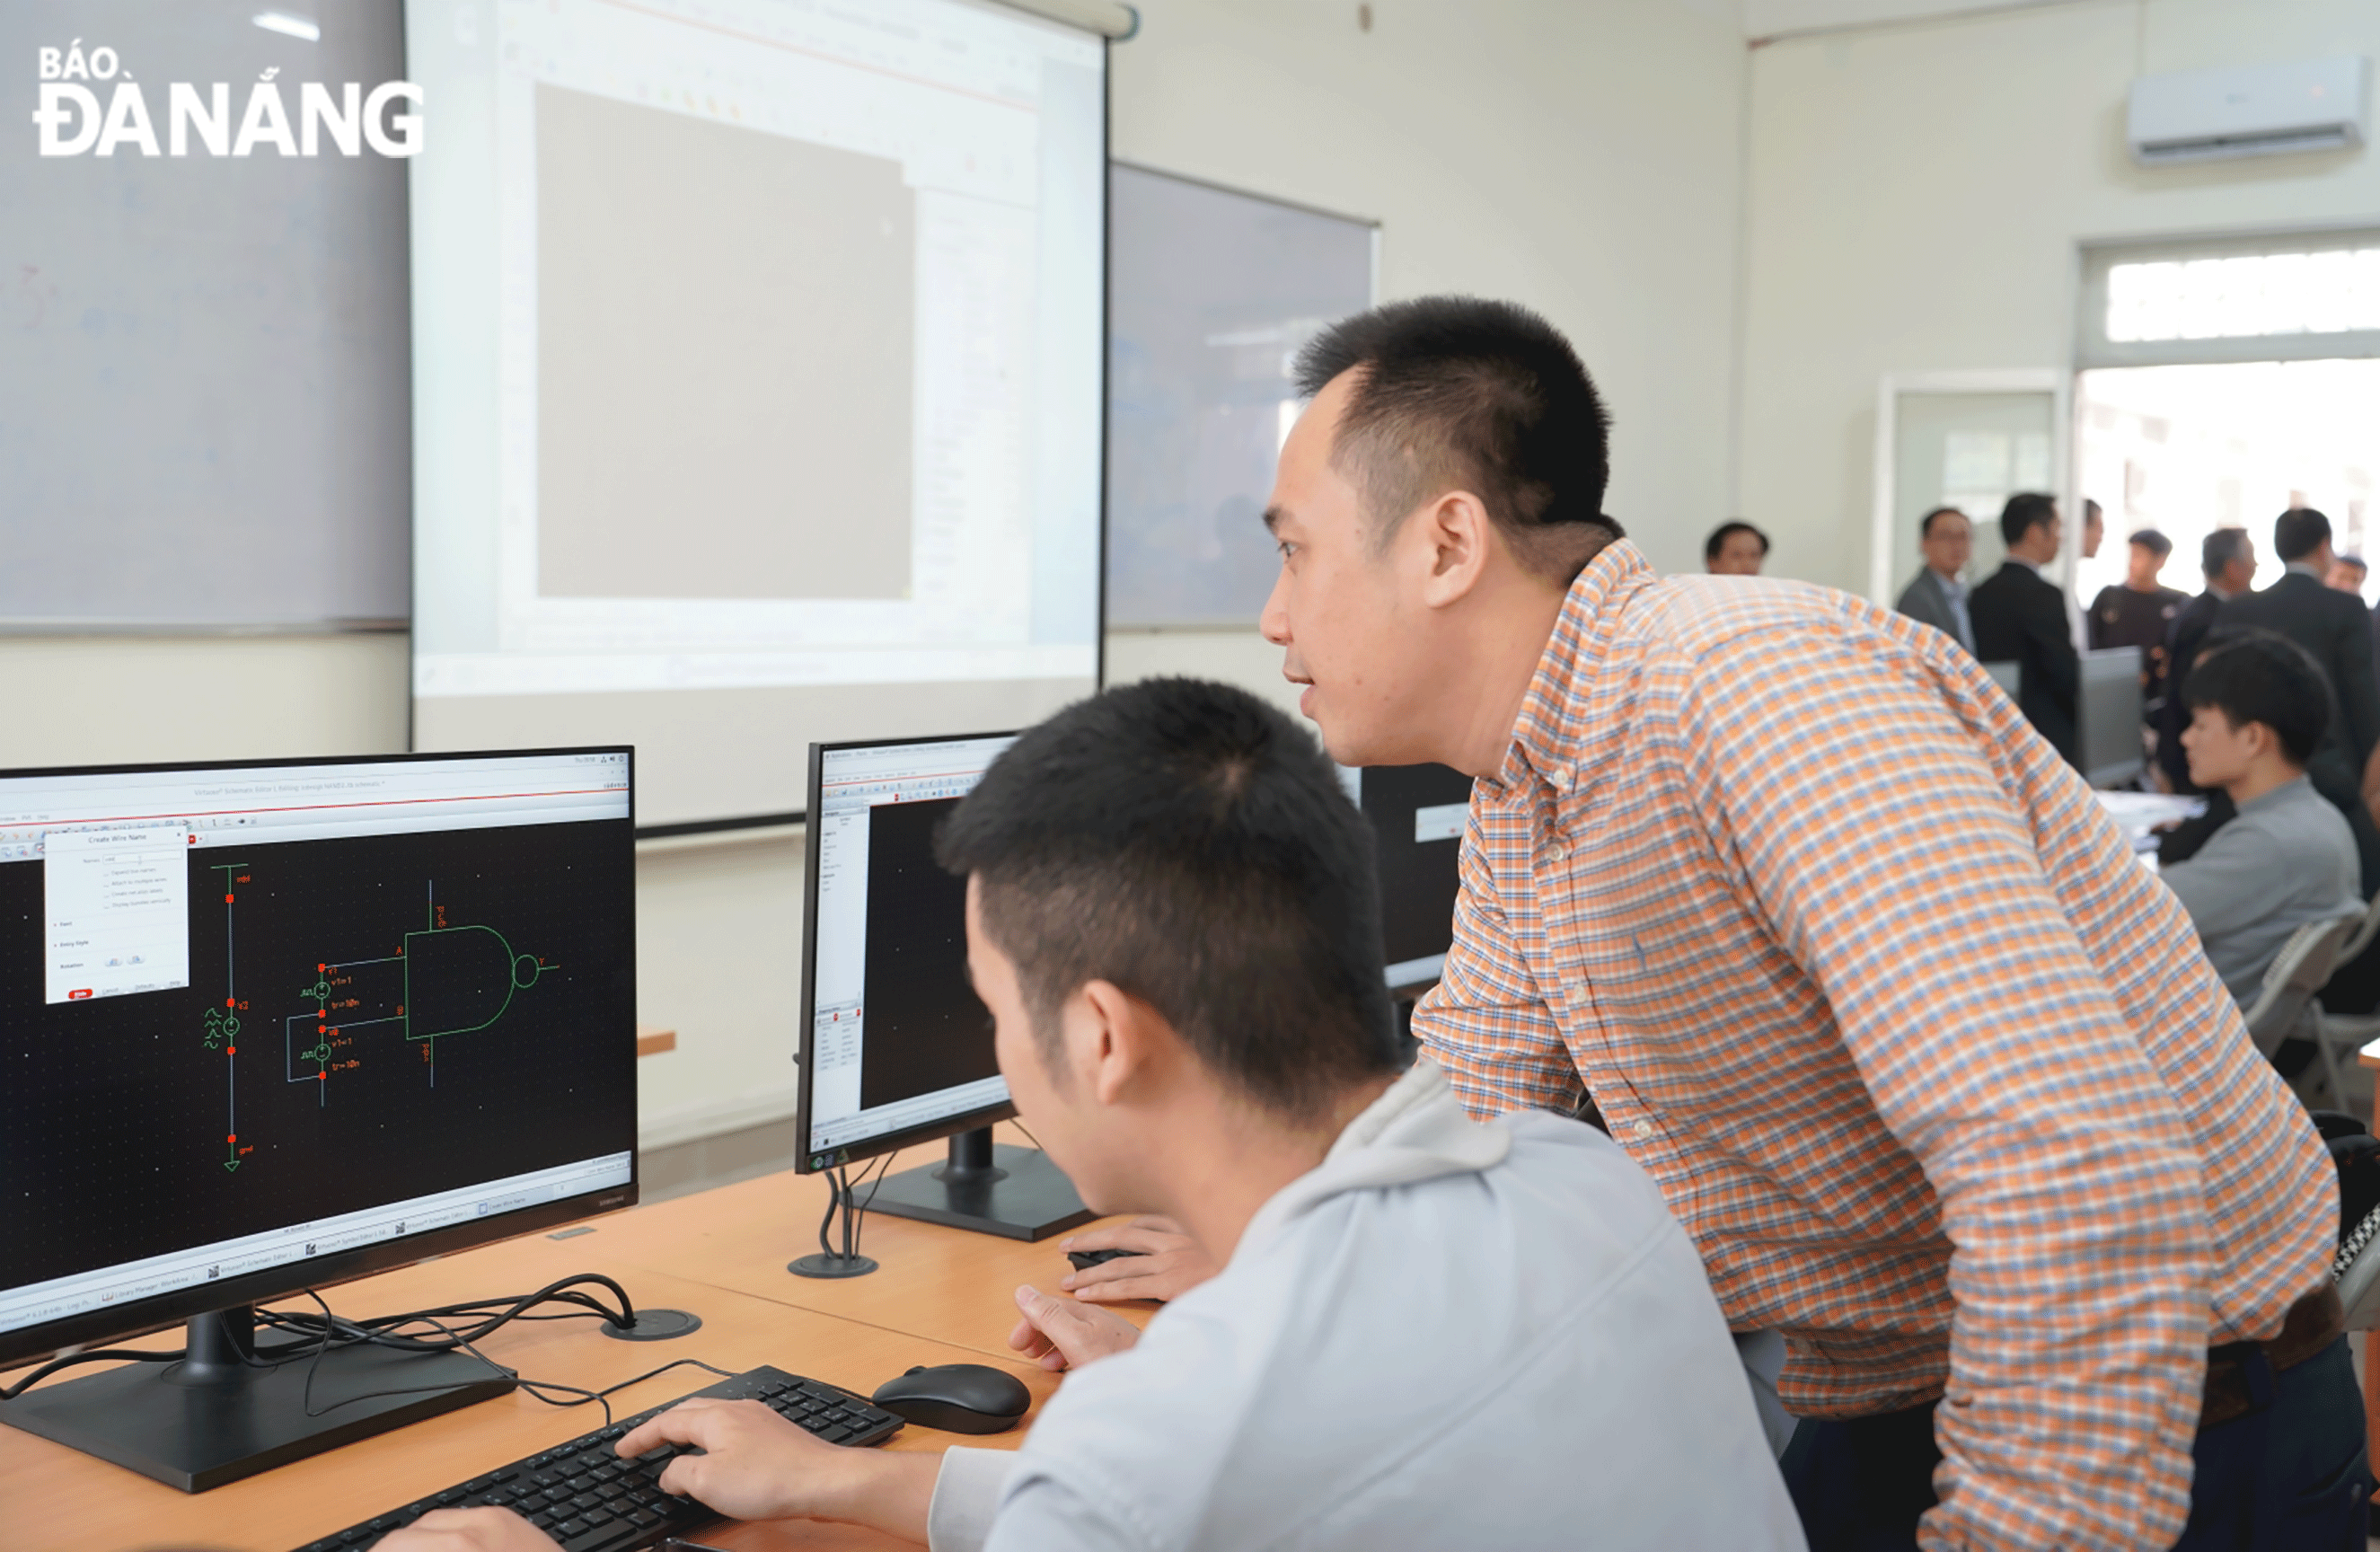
925, 1058, 1806, 1551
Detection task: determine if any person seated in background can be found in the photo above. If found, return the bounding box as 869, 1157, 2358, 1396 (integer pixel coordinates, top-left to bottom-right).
1969, 492, 2080, 763
376, 678, 1804, 1552
2161, 630, 2361, 1004
1704, 519, 1768, 576
1892, 506, 1974, 654
2329, 553, 2367, 595
2158, 526, 2257, 798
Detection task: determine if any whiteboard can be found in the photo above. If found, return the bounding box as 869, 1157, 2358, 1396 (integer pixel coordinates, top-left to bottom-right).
1106, 165, 1376, 628
0, 2, 410, 629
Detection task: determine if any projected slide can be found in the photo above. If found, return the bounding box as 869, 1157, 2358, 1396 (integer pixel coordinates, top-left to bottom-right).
410, 0, 1106, 825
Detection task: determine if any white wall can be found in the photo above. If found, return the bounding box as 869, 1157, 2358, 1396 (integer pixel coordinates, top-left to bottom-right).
1738, 0, 2380, 596
1105, 0, 1749, 701
0, 0, 1749, 1151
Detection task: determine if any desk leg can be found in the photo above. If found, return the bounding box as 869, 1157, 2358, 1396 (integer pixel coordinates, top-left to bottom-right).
2367, 1329, 2380, 1516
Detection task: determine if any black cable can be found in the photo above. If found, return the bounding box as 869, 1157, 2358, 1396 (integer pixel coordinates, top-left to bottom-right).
848, 1152, 895, 1263
0, 1345, 187, 1402
4, 1274, 646, 1403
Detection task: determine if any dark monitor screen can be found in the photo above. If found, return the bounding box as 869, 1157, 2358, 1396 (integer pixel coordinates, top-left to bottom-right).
0, 750, 637, 1366
798, 734, 1016, 1170
1348, 763, 1473, 987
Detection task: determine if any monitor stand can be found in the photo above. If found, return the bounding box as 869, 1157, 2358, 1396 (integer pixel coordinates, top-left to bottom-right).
0, 1303, 516, 1492
866, 1126, 1096, 1242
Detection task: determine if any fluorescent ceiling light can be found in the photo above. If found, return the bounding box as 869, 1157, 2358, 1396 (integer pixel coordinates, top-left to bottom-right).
252, 11, 322, 42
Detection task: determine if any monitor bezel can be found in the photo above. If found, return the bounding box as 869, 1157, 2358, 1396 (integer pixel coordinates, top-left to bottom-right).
794, 730, 1019, 1175
0, 745, 639, 1373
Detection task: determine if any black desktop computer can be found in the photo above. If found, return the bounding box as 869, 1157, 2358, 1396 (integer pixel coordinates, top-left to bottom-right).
792, 733, 1096, 1271
0, 748, 642, 1490
1342, 762, 1473, 990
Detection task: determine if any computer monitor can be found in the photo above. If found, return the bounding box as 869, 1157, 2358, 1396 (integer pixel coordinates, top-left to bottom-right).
2079, 646, 2147, 789
0, 749, 638, 1489
1342, 763, 1473, 990
794, 733, 1093, 1253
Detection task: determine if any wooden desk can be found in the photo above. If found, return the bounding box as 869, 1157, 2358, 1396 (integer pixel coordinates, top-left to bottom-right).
1, 1145, 1135, 1552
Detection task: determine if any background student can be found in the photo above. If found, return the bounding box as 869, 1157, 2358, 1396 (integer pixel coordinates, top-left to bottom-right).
2161, 630, 2362, 1005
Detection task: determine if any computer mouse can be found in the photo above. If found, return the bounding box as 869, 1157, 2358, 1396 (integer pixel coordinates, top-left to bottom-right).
1065, 1247, 1146, 1272
871, 1362, 1031, 1434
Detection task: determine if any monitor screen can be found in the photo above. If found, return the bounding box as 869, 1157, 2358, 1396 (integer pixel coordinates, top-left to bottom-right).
0, 750, 636, 1363
1344, 763, 1474, 988
407, 0, 1107, 829
799, 734, 1015, 1168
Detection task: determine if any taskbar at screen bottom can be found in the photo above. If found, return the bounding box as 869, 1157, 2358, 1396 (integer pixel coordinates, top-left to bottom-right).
807, 1075, 1009, 1163
0, 1151, 633, 1339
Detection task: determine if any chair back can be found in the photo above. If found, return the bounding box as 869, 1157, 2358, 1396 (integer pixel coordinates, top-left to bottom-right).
2335, 892, 2380, 966
2241, 914, 2360, 1055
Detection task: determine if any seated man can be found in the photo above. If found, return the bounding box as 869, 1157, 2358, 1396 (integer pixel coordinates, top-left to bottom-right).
2162, 631, 2362, 1002
376, 679, 1802, 1552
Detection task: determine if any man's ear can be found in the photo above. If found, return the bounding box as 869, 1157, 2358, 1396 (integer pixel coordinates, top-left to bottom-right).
1070, 979, 1164, 1106
1409, 490, 1495, 611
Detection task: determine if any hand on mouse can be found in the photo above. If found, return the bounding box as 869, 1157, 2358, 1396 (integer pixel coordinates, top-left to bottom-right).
1058, 1215, 1217, 1303
1009, 1283, 1142, 1371
370, 1507, 557, 1552
611, 1397, 939, 1538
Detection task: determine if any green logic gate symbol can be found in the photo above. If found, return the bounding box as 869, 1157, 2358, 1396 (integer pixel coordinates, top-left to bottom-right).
401, 923, 549, 1039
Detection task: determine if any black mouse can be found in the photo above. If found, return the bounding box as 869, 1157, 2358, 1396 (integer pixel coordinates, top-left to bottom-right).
1065, 1247, 1146, 1272
871, 1362, 1031, 1434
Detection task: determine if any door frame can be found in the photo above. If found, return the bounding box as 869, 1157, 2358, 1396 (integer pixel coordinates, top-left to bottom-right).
1869, 368, 2075, 606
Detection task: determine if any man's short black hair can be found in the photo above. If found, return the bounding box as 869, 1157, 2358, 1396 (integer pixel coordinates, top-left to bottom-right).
1292, 296, 1619, 585
2129, 529, 2173, 559
2339, 555, 2369, 574
936, 678, 1401, 1121
1919, 506, 1965, 539
2203, 526, 2249, 579
2276, 507, 2333, 562
1704, 521, 1768, 562
2186, 630, 2332, 766
1999, 492, 2058, 549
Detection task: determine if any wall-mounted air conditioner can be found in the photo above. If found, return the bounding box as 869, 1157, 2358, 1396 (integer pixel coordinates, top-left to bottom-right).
2129, 57, 2369, 166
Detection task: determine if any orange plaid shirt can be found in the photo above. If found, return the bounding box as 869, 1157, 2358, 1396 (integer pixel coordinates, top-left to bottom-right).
1414, 541, 2336, 1551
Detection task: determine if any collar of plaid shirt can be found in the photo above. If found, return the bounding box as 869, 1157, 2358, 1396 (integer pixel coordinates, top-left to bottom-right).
1421, 537, 2339, 1551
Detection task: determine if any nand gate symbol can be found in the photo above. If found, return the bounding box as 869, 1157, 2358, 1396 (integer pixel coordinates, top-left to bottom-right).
31, 40, 421, 158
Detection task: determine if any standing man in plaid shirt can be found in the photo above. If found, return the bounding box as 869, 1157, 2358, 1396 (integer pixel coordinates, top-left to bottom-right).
1254, 296, 2361, 1550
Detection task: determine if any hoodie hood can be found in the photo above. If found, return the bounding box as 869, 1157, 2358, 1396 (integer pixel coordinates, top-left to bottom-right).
1236, 1057, 1512, 1258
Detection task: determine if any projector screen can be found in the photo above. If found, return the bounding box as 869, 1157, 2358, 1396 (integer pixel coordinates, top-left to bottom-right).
408, 0, 1106, 829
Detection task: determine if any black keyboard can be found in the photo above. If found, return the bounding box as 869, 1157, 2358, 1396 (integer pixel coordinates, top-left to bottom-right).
291, 1365, 905, 1552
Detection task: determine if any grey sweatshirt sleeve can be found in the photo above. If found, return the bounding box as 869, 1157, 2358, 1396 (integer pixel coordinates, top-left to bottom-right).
2158, 813, 2283, 939
927, 1447, 1022, 1552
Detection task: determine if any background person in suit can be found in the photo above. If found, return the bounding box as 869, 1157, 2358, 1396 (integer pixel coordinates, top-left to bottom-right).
2158, 527, 2257, 797
1893, 506, 1974, 654
1705, 520, 1768, 576
1969, 492, 2079, 763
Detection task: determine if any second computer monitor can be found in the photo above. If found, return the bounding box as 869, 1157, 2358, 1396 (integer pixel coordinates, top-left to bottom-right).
1345, 763, 1474, 989
800, 733, 1017, 1167
795, 733, 1091, 1243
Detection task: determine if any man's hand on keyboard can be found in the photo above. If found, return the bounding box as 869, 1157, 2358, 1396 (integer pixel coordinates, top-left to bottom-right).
613, 1397, 938, 1539
372, 1506, 558, 1552
1009, 1283, 1142, 1371
1058, 1215, 1217, 1303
